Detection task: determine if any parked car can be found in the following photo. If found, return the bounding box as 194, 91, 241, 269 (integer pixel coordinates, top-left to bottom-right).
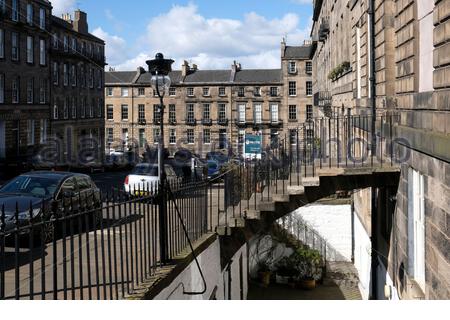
207, 160, 221, 180
124, 163, 178, 195
0, 172, 102, 243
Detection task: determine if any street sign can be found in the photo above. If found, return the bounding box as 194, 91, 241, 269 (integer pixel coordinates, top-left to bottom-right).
245, 134, 262, 159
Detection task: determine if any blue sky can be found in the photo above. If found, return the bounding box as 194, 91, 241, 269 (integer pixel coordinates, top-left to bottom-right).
51, 0, 313, 70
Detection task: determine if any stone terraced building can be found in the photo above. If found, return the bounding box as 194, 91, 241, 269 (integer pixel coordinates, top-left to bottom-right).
105, 42, 313, 158
311, 0, 449, 300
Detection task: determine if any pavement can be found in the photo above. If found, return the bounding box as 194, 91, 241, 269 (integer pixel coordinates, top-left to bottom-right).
248, 262, 362, 300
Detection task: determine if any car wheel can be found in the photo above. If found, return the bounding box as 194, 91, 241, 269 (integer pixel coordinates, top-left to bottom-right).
42, 216, 55, 244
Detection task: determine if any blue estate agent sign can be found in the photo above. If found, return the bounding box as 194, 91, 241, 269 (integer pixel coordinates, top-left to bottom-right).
245, 135, 262, 155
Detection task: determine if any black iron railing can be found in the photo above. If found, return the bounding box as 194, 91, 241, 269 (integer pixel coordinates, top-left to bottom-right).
0, 114, 400, 300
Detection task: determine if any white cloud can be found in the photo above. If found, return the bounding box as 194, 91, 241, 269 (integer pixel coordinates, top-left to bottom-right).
51, 0, 77, 16
92, 28, 128, 66
107, 3, 311, 71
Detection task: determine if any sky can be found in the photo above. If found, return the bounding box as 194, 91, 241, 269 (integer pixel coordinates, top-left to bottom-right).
51, 0, 313, 71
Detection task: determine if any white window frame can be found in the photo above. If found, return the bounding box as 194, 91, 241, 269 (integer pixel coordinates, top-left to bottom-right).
53, 62, 59, 85
27, 36, 34, 63
203, 87, 210, 97
12, 32, 19, 61
121, 88, 129, 97
0, 29, 4, 59
289, 81, 297, 96
64, 35, 68, 52
138, 87, 145, 96
63, 98, 69, 119
219, 87, 226, 96
187, 129, 195, 145
11, 0, 18, 21
121, 105, 128, 121
288, 61, 297, 74
138, 129, 146, 148
203, 129, 211, 144
187, 87, 194, 97
270, 104, 279, 124
138, 104, 145, 122
26, 78, 34, 104
39, 8, 45, 30
306, 81, 313, 96
306, 105, 313, 120
238, 104, 246, 123
71, 97, 77, 119
27, 120, 35, 146
203, 104, 210, 120
218, 103, 227, 121
254, 104, 262, 124
169, 104, 176, 123
40, 119, 47, 143
107, 128, 114, 144
39, 78, 46, 104
12, 78, 19, 104
106, 105, 114, 120
186, 104, 195, 122
408, 168, 426, 291
169, 129, 176, 145
63, 64, 68, 86
39, 39, 46, 66
289, 105, 297, 121
71, 65, 76, 86
306, 61, 313, 74
26, 3, 33, 25
169, 87, 176, 97
107, 87, 113, 96
53, 103, 59, 120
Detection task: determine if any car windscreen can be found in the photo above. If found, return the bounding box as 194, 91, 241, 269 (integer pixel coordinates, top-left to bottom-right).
0, 176, 61, 198
132, 165, 159, 176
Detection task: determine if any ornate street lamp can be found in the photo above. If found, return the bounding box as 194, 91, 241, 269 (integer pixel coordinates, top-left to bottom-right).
146, 53, 174, 264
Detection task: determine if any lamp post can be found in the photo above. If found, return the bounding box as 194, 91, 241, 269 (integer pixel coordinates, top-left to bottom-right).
146, 53, 174, 264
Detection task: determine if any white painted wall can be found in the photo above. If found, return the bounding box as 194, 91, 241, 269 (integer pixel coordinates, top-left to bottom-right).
354, 212, 372, 300
248, 235, 294, 279
154, 239, 248, 300
292, 204, 353, 262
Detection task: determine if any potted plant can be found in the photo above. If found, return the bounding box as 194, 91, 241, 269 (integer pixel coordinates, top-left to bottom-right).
258, 261, 272, 288
292, 247, 324, 290
275, 256, 298, 286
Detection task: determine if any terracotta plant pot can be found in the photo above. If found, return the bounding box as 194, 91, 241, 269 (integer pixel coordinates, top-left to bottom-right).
259, 272, 272, 287
297, 279, 316, 290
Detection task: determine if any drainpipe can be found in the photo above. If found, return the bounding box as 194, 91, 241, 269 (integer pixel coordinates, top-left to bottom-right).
368, 0, 378, 300
368, 0, 377, 151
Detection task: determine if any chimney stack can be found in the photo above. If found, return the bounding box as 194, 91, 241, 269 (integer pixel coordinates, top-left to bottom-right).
182, 60, 190, 77
62, 13, 72, 23
281, 38, 286, 58
73, 10, 88, 34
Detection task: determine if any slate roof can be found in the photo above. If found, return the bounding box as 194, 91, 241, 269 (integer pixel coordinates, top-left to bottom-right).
284, 45, 313, 59
106, 68, 282, 85
105, 72, 138, 85
184, 70, 231, 84
234, 69, 282, 84
137, 71, 183, 85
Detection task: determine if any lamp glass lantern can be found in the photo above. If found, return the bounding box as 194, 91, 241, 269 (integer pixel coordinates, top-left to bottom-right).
146, 53, 174, 98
